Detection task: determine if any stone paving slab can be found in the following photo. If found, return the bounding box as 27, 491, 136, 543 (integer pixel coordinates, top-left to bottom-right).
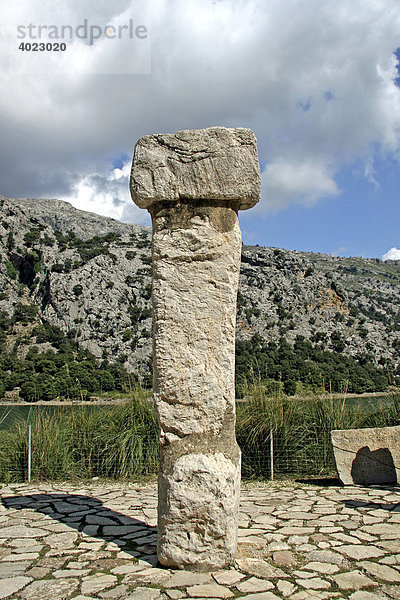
0, 480, 400, 599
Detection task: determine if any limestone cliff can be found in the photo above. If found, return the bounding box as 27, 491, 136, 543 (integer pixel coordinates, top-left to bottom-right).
1, 195, 400, 379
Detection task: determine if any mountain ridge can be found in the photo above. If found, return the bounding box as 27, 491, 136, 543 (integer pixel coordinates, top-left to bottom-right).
1, 195, 399, 396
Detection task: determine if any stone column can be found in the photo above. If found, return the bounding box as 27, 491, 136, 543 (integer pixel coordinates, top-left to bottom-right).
130, 127, 260, 571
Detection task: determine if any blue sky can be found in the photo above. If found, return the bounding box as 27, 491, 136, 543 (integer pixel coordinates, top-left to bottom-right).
240, 155, 400, 257
1, 0, 399, 260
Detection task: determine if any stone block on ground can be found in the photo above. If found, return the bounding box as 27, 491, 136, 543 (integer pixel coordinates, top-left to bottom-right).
331, 425, 400, 485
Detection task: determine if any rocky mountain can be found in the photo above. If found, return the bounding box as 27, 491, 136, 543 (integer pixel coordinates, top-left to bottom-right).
238, 245, 400, 369
0, 196, 153, 379
1, 195, 400, 386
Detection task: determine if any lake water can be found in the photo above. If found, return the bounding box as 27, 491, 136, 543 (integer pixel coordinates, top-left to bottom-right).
0, 404, 112, 430
0, 395, 393, 431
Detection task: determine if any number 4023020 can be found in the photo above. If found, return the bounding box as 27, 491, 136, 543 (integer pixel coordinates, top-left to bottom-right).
19, 42, 67, 51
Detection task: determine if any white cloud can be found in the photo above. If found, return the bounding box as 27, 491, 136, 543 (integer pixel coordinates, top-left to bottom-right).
382, 247, 400, 261
58, 159, 149, 226
364, 157, 379, 189
259, 159, 339, 212
111, 162, 130, 181
0, 0, 399, 220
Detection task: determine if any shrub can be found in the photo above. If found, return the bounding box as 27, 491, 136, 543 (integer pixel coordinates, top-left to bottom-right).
23, 229, 41, 246
6, 231, 15, 251
283, 380, 296, 396
5, 260, 17, 280
122, 329, 133, 342
72, 284, 83, 297
235, 334, 390, 395
51, 263, 64, 273
34, 323, 65, 348
101, 370, 115, 391
13, 303, 39, 324
42, 234, 54, 246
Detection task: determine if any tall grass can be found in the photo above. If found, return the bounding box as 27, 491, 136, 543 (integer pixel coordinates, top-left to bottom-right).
1, 382, 399, 482
236, 380, 400, 479
0, 385, 158, 482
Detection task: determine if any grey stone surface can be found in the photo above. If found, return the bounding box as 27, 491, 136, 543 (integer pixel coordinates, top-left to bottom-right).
0, 561, 32, 577
301, 561, 339, 574
186, 582, 234, 598
331, 425, 400, 485
130, 127, 260, 571
124, 567, 172, 586
236, 558, 287, 579
276, 580, 297, 597
165, 571, 212, 588
335, 544, 385, 559
212, 569, 245, 585
130, 127, 260, 210
237, 592, 281, 600
1, 480, 400, 600
358, 560, 400, 582
80, 573, 118, 595
349, 592, 388, 600
124, 589, 162, 600
0, 525, 48, 538
0, 575, 32, 599
332, 570, 376, 590
18, 578, 79, 599
236, 576, 275, 592
295, 576, 330, 589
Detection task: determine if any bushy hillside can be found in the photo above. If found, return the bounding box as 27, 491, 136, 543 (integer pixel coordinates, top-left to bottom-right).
1, 195, 399, 400
0, 196, 153, 380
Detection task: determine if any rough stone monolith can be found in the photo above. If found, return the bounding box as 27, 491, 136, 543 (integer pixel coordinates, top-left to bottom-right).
130, 127, 260, 571
331, 425, 400, 485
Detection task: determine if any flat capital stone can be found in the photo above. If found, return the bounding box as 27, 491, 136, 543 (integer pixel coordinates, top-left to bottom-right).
130, 126, 261, 210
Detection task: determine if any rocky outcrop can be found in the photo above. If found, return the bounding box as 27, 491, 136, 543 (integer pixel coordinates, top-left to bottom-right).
130, 127, 261, 570
236, 246, 400, 370
1, 195, 400, 382
331, 426, 400, 485
0, 195, 153, 377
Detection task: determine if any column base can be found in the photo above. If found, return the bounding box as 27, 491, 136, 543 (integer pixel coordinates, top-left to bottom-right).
157, 452, 241, 571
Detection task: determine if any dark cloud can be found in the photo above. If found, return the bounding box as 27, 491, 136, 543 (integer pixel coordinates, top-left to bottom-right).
1, 0, 399, 220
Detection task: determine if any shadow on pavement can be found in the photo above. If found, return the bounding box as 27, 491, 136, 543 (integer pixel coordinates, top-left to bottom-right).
1, 493, 157, 558
295, 477, 344, 487
343, 497, 400, 511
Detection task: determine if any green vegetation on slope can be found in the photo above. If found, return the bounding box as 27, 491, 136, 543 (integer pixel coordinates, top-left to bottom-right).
52, 230, 120, 269
2, 199, 399, 399
0, 307, 143, 402
236, 334, 392, 396
0, 303, 393, 403
1, 298, 394, 403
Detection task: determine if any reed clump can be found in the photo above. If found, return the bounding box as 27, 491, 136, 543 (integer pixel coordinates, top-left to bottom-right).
0, 385, 158, 482
236, 381, 400, 479
0, 382, 399, 482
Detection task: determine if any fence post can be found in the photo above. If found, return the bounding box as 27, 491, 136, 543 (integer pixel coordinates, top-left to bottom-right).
270, 426, 274, 481
27, 424, 31, 483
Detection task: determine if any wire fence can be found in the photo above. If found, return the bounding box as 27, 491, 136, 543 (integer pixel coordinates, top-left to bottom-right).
2, 389, 399, 483
241, 430, 336, 480
0, 422, 336, 483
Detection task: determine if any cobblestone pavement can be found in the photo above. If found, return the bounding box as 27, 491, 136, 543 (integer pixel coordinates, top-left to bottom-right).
0, 480, 400, 600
